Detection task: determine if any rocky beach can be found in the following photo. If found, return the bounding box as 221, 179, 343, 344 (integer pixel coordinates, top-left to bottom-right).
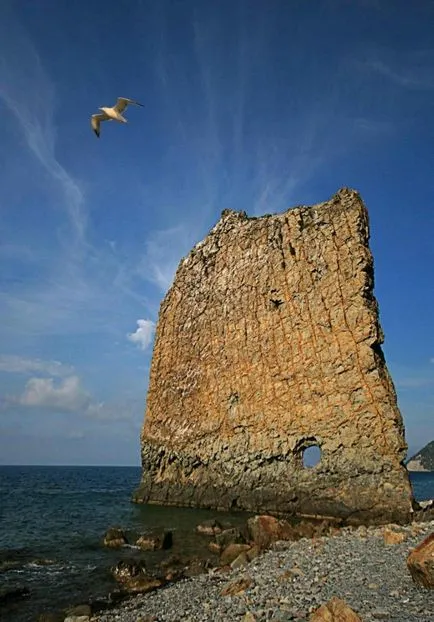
91, 518, 434, 622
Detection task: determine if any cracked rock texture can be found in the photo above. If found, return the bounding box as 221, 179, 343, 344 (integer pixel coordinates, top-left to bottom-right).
134, 188, 413, 524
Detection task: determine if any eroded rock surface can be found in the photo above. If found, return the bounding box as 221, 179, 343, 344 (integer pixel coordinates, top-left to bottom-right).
134, 188, 413, 524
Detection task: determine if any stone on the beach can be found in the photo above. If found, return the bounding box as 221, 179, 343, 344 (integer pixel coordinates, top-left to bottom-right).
245, 544, 260, 561
215, 527, 246, 548
111, 560, 164, 594
247, 515, 295, 549
195, 519, 223, 535
103, 527, 128, 548
64, 616, 90, 622
209, 541, 222, 553
230, 551, 249, 569
134, 188, 413, 525
383, 527, 406, 545
220, 575, 253, 596
65, 605, 92, 618
407, 531, 434, 588
309, 596, 362, 621
413, 500, 434, 523
183, 557, 213, 577
220, 543, 251, 565
136, 530, 173, 550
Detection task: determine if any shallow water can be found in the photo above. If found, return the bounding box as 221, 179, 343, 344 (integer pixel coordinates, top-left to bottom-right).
0, 465, 432, 622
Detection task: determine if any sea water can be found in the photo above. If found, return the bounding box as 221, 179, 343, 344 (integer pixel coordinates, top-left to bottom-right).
0, 465, 433, 622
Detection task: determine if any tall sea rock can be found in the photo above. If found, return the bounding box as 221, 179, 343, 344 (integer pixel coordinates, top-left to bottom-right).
134, 188, 414, 524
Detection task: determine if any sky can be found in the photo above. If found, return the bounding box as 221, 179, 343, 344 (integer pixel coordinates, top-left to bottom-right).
0, 0, 433, 466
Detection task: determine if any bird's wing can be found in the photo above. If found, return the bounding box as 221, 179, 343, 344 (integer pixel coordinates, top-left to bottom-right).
91, 113, 109, 137
113, 97, 144, 113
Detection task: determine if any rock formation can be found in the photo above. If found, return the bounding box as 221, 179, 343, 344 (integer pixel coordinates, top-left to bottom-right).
134, 188, 414, 524
407, 440, 434, 472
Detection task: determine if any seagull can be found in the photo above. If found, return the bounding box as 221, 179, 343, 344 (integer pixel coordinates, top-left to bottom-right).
91, 97, 144, 138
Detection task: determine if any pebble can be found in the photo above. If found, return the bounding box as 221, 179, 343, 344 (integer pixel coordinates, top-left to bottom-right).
91, 521, 434, 622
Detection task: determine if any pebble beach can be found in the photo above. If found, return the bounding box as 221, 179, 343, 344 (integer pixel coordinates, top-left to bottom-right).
92, 520, 434, 622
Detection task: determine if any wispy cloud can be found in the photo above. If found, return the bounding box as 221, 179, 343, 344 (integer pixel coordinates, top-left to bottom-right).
361, 49, 434, 90
127, 319, 156, 351
0, 8, 86, 248
0, 354, 74, 377
136, 225, 198, 292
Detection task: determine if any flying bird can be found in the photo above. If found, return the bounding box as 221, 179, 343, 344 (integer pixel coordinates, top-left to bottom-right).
91, 97, 144, 138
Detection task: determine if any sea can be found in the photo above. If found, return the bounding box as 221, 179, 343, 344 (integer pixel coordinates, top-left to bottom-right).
0, 466, 433, 622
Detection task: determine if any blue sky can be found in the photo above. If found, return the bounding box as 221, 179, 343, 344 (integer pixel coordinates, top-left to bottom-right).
0, 0, 433, 465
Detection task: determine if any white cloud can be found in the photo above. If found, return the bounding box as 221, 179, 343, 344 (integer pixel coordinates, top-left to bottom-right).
429, 358, 434, 364
19, 375, 91, 412
127, 319, 156, 351
0, 354, 73, 377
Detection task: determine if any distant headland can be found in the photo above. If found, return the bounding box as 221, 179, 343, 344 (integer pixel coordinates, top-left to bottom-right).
407, 440, 434, 472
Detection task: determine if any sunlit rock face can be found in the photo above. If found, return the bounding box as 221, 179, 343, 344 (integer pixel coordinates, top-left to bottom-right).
134, 188, 414, 525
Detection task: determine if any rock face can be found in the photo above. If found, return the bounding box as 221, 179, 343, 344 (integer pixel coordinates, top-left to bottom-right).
134, 188, 413, 524
407, 440, 434, 471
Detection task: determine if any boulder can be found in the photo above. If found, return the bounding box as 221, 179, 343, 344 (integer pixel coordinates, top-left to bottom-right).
247, 515, 295, 549
215, 527, 246, 548
230, 552, 249, 569
183, 557, 214, 577
195, 519, 223, 535
111, 560, 164, 594
310, 597, 362, 621
136, 530, 172, 550
103, 527, 128, 548
65, 605, 92, 618
220, 543, 251, 565
407, 532, 434, 588
208, 541, 222, 554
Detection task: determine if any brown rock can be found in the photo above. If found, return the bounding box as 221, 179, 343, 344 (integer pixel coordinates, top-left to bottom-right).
220, 575, 253, 596
310, 596, 362, 621
136, 530, 172, 551
195, 519, 223, 535
407, 532, 434, 588
247, 515, 295, 549
230, 552, 249, 569
111, 560, 164, 594
208, 541, 222, 554
245, 545, 260, 561
134, 188, 413, 524
383, 527, 406, 545
220, 543, 251, 565
215, 527, 246, 547
103, 527, 128, 548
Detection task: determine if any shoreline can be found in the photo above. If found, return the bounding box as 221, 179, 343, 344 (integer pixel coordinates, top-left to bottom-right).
91, 519, 434, 622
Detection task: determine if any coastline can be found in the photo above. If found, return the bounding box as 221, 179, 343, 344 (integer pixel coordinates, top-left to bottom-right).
91, 519, 434, 622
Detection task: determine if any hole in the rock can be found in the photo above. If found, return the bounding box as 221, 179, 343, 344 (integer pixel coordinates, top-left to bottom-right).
302, 445, 322, 468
